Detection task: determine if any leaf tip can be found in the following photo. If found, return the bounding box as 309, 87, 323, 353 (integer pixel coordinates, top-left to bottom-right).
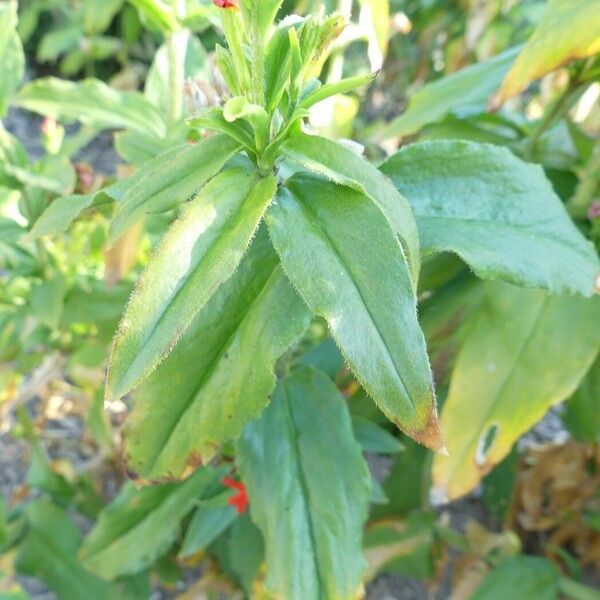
407, 404, 446, 454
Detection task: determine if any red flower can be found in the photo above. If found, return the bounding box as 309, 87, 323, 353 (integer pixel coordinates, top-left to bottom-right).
223, 476, 248, 514
213, 0, 237, 8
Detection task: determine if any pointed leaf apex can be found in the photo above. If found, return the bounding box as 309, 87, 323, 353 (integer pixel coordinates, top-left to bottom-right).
407, 405, 446, 454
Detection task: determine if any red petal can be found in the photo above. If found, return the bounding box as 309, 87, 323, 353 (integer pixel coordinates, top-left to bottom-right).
213, 0, 237, 8
228, 491, 248, 514
223, 476, 248, 514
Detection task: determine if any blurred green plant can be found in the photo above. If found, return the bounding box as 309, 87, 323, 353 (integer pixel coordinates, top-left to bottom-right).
0, 1, 599, 599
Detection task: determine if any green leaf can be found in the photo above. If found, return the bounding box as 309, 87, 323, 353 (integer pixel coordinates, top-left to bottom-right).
107, 168, 276, 402
255, 0, 284, 38
83, 0, 124, 34
188, 108, 256, 151
281, 131, 421, 287
15, 77, 166, 138
211, 513, 265, 595
237, 365, 371, 600
15, 500, 147, 600
26, 190, 113, 240
497, 0, 600, 101
381, 45, 521, 139
371, 438, 428, 519
0, 2, 24, 116
363, 513, 436, 581
6, 155, 76, 195
563, 357, 600, 443
298, 337, 344, 379
352, 417, 404, 454
179, 493, 237, 558
267, 174, 442, 450
222, 97, 269, 148
109, 134, 240, 241
26, 168, 141, 240
128, 0, 178, 33
380, 140, 600, 297
298, 72, 376, 109
432, 283, 600, 500
124, 229, 311, 477
79, 466, 225, 579
264, 24, 292, 112
472, 557, 558, 600
29, 274, 67, 329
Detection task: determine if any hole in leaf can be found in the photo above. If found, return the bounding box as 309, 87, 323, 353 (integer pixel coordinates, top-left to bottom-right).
475, 423, 499, 467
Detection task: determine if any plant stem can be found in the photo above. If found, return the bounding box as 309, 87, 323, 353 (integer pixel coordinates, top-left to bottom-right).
327, 0, 352, 84
167, 0, 186, 124
524, 66, 585, 161
250, 2, 265, 105
569, 142, 600, 219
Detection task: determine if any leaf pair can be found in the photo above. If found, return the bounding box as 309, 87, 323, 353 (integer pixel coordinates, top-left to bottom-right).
115, 132, 444, 479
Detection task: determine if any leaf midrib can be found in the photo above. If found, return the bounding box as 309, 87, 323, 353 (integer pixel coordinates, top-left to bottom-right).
445, 295, 549, 486
280, 380, 324, 599
116, 176, 258, 395
141, 263, 281, 473
289, 188, 415, 413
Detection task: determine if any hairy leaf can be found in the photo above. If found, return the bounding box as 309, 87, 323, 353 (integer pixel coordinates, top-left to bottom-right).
497, 0, 600, 100
107, 168, 276, 402
380, 140, 600, 296
15, 77, 166, 137
124, 230, 311, 477
432, 283, 600, 500
299, 72, 376, 109
237, 365, 371, 600
381, 45, 521, 139
80, 467, 224, 579
281, 131, 421, 286
110, 134, 240, 241
267, 174, 442, 450
26, 177, 130, 240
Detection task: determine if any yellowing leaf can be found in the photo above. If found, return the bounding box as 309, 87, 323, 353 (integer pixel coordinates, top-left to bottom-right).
124, 230, 311, 478
432, 283, 600, 501
104, 222, 142, 288
497, 0, 600, 101
107, 168, 276, 402
266, 174, 443, 451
